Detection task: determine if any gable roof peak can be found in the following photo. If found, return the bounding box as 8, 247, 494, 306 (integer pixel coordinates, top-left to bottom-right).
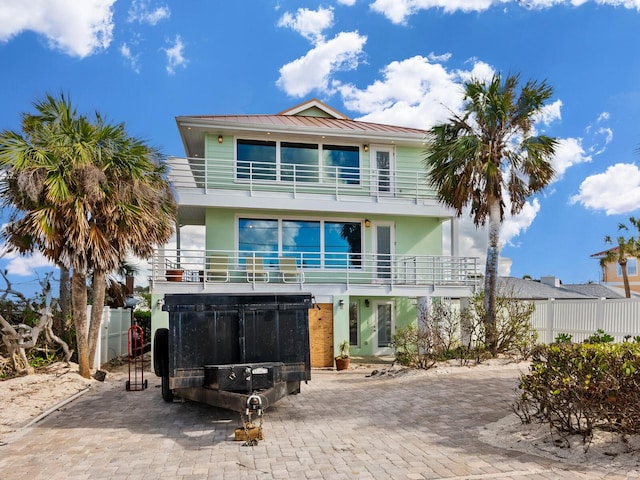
278, 98, 350, 120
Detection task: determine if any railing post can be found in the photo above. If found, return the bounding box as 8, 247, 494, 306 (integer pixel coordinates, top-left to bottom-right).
250, 162, 254, 195
293, 164, 297, 197
204, 157, 208, 194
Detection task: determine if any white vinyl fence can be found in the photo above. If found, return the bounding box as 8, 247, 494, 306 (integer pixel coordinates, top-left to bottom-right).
89, 306, 132, 367
530, 298, 640, 344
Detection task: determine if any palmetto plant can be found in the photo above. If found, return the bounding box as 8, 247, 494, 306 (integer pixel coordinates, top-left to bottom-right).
425, 73, 558, 355
0, 93, 177, 377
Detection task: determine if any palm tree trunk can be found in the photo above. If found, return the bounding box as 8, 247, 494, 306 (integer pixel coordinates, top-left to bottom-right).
71, 270, 91, 378
88, 270, 107, 368
59, 265, 71, 328
484, 197, 501, 356
621, 261, 631, 298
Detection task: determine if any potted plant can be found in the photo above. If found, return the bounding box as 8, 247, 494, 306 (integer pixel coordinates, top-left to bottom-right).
165, 268, 184, 282
335, 340, 350, 371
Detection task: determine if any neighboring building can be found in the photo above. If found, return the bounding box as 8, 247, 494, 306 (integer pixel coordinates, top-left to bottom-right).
498, 276, 624, 300
150, 99, 479, 367
590, 247, 640, 295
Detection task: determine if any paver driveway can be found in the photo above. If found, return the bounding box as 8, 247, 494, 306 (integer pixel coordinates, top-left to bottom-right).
0, 364, 636, 479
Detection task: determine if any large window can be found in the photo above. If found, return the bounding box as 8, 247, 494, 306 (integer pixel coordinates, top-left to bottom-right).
282, 220, 321, 267
323, 145, 360, 185
237, 140, 276, 180
236, 140, 360, 184
281, 142, 318, 182
617, 258, 638, 277
238, 217, 362, 268
324, 221, 361, 268
238, 218, 278, 267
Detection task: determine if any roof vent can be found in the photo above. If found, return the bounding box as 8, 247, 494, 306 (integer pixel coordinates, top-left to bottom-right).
540, 276, 561, 288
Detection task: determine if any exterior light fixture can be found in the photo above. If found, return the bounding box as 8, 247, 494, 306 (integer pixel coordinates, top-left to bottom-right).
363, 144, 369, 152
364, 219, 371, 228
218, 135, 224, 144
364, 299, 370, 308
339, 299, 345, 309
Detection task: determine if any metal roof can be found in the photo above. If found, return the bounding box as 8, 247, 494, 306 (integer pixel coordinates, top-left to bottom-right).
175, 100, 428, 158
180, 114, 426, 135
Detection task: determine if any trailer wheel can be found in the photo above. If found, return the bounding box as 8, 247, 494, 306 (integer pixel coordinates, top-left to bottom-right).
161, 376, 173, 402
153, 328, 169, 377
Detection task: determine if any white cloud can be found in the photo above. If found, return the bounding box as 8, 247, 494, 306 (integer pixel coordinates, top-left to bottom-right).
570, 163, 640, 215
447, 199, 540, 277
276, 31, 367, 97
278, 7, 334, 42
0, 0, 115, 58
370, 0, 640, 24
164, 35, 187, 75
551, 137, 592, 179
338, 55, 460, 128
337, 0, 357, 5
128, 0, 170, 25
1, 249, 55, 277
336, 56, 496, 130
120, 42, 141, 73
537, 99, 562, 126
590, 127, 613, 155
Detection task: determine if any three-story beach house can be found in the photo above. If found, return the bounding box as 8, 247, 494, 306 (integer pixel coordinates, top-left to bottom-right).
150, 99, 479, 367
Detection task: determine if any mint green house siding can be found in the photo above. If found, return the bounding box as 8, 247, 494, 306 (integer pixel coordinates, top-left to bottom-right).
152, 99, 477, 365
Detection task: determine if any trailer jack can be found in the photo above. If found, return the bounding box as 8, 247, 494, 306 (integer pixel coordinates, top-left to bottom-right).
235, 393, 264, 446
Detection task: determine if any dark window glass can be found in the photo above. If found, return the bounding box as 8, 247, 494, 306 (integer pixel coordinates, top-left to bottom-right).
324, 222, 362, 269
237, 140, 276, 180
282, 220, 321, 267
349, 301, 359, 346
323, 145, 360, 185
281, 142, 318, 182
238, 218, 278, 267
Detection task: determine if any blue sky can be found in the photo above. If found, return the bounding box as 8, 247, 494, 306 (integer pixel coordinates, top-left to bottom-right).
0, 0, 639, 295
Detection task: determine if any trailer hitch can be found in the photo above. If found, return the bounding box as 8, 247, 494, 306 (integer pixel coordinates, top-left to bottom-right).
238, 393, 264, 446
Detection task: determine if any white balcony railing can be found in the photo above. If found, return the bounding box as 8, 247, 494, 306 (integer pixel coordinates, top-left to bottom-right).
168, 157, 438, 202
151, 249, 480, 288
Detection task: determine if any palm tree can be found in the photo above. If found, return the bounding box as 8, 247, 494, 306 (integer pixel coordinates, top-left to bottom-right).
425, 73, 558, 355
0, 93, 176, 377
599, 218, 640, 298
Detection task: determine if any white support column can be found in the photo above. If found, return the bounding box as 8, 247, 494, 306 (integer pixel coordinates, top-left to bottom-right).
450, 217, 459, 257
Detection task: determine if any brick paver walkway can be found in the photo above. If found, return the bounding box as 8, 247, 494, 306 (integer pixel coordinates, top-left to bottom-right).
0, 365, 637, 479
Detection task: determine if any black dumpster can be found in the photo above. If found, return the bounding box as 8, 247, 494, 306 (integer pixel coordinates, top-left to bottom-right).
154, 293, 312, 412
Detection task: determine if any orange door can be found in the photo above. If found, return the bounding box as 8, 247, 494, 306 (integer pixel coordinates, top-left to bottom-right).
308, 304, 334, 368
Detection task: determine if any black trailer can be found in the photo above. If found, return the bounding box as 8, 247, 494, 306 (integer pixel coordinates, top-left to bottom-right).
153, 293, 312, 414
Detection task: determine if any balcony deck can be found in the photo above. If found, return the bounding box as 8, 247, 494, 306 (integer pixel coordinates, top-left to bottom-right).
151, 250, 480, 298
167, 157, 450, 217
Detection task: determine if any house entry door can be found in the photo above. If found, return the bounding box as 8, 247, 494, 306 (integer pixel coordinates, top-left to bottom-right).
373, 222, 394, 281
373, 301, 395, 355
371, 146, 394, 195
308, 303, 334, 368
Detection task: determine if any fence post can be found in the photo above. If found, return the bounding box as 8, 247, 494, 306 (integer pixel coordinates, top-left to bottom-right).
596, 298, 605, 332
546, 299, 555, 344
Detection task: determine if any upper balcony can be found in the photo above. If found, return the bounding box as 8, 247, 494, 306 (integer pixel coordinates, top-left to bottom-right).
150, 249, 480, 298
168, 156, 453, 218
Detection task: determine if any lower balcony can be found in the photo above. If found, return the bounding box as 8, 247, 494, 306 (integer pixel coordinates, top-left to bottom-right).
150, 250, 480, 298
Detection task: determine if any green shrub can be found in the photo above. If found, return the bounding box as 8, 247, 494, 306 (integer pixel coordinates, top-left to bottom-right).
554, 332, 573, 344
516, 342, 640, 438
586, 329, 614, 344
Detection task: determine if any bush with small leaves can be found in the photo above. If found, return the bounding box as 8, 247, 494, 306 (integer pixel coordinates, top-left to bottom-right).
516, 341, 640, 439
